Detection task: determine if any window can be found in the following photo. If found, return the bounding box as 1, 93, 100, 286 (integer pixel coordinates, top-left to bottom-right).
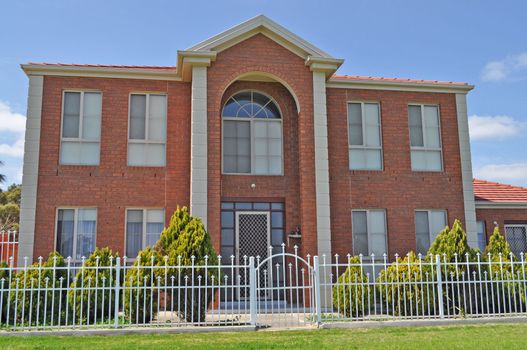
125, 209, 165, 257
60, 91, 102, 165
504, 224, 527, 257
56, 208, 97, 260
222, 91, 282, 175
408, 105, 442, 171
352, 210, 387, 256
128, 94, 167, 166
415, 210, 447, 254
348, 102, 382, 170
476, 221, 487, 252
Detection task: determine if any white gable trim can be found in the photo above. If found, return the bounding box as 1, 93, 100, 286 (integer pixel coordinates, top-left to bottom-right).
187, 15, 334, 60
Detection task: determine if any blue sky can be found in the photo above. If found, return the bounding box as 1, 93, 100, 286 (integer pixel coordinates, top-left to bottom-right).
0, 0, 526, 189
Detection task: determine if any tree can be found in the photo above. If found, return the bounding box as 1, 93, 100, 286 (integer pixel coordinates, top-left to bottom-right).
0, 202, 20, 231
0, 161, 6, 185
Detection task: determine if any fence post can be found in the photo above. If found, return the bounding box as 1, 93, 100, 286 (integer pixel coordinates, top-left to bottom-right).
114, 257, 121, 328
435, 254, 444, 319
249, 256, 257, 326
313, 255, 322, 325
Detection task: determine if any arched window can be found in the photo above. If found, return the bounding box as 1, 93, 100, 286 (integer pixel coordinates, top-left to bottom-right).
222, 91, 283, 175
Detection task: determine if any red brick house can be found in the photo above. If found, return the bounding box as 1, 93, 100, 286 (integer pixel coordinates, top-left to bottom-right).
16, 15, 526, 264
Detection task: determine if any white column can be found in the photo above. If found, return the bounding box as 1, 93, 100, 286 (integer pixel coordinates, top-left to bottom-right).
456, 93, 477, 246
312, 71, 332, 258
190, 65, 208, 226
18, 75, 44, 265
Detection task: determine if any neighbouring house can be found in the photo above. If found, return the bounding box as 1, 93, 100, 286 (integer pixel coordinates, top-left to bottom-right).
15, 15, 527, 266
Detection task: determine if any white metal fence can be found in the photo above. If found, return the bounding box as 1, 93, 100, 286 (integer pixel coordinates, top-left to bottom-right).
1, 247, 527, 331
0, 231, 18, 266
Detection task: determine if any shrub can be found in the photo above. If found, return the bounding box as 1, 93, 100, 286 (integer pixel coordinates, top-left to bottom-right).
68, 247, 118, 325
0, 260, 8, 322
428, 219, 474, 264
156, 207, 220, 323
123, 247, 163, 324
332, 256, 369, 318
377, 252, 434, 316
8, 252, 67, 326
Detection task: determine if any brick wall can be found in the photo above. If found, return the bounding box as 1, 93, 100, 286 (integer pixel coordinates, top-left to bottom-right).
326, 88, 466, 258
476, 208, 527, 240
34, 76, 191, 259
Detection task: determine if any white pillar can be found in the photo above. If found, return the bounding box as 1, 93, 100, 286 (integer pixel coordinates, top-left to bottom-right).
456, 93, 477, 247
312, 71, 332, 259
190, 65, 208, 226
18, 75, 44, 265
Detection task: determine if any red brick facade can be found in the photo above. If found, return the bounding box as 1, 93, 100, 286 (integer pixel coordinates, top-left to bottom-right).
476, 209, 527, 241
26, 27, 496, 262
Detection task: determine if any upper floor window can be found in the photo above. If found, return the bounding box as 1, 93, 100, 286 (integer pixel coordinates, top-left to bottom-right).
126, 208, 165, 258
56, 207, 97, 260
222, 91, 283, 175
348, 102, 382, 170
408, 105, 442, 171
128, 94, 167, 166
352, 209, 387, 256
415, 209, 447, 254
60, 91, 102, 165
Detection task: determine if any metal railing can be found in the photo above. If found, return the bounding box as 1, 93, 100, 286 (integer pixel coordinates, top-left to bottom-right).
1, 248, 527, 331
0, 231, 18, 266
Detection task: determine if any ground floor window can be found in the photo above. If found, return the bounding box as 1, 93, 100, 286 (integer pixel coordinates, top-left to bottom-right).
415, 210, 447, 255
126, 208, 165, 258
505, 224, 527, 257
476, 220, 487, 252
56, 208, 97, 260
352, 209, 387, 257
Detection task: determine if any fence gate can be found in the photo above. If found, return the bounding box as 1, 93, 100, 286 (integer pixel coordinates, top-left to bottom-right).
252, 251, 319, 327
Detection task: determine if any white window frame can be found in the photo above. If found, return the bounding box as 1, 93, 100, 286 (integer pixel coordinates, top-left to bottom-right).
351, 209, 388, 257
408, 104, 443, 172
221, 90, 284, 176
347, 101, 383, 170
54, 207, 97, 261
415, 209, 448, 252
127, 92, 167, 167
60, 90, 102, 165
124, 208, 165, 258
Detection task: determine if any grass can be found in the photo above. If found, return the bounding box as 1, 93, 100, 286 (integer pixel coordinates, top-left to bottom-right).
0, 323, 526, 349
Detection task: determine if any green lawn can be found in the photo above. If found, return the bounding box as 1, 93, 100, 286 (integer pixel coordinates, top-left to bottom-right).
0, 323, 526, 349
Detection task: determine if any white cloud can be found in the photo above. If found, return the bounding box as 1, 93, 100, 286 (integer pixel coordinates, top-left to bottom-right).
0, 100, 26, 158
476, 163, 527, 185
468, 114, 526, 140
481, 52, 527, 81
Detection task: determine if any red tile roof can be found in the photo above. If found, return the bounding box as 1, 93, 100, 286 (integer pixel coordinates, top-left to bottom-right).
26, 62, 177, 70
331, 74, 469, 86
473, 179, 527, 203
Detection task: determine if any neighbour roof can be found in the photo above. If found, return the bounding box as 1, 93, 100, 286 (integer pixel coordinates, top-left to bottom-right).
473, 179, 527, 203
330, 74, 470, 87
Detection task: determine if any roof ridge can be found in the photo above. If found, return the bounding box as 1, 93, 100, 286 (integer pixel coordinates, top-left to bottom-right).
331, 74, 468, 86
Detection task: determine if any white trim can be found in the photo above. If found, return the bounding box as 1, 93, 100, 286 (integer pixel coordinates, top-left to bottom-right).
351, 209, 388, 257
455, 94, 478, 247
59, 90, 102, 166
127, 93, 167, 167
312, 71, 332, 258
187, 15, 334, 59
327, 78, 474, 94
54, 207, 98, 262
221, 90, 284, 176
408, 104, 444, 172
18, 75, 44, 265
124, 208, 165, 258
190, 66, 208, 226
347, 101, 383, 171
414, 209, 448, 253
475, 201, 527, 209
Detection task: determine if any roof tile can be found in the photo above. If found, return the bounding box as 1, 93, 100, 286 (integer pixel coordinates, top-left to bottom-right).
473, 179, 527, 202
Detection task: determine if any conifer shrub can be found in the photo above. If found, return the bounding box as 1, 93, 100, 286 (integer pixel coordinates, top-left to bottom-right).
332, 256, 369, 317
0, 260, 8, 323
376, 252, 433, 316
8, 252, 67, 326
68, 247, 118, 324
